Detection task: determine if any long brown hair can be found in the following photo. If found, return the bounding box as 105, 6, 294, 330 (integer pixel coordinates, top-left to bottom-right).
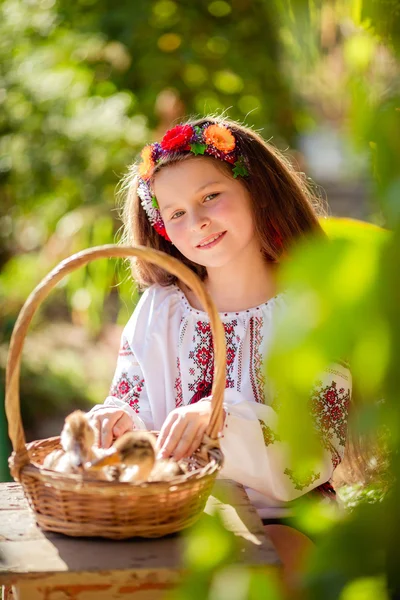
118, 115, 326, 289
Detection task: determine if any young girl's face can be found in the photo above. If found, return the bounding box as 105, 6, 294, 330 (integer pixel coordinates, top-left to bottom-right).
153, 157, 261, 270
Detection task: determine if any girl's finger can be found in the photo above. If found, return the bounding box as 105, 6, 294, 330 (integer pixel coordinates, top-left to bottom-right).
112, 413, 133, 438
156, 413, 178, 451
186, 422, 208, 459
158, 416, 187, 458
101, 417, 113, 449
100, 411, 125, 448
163, 419, 198, 460
173, 421, 204, 461
92, 410, 126, 447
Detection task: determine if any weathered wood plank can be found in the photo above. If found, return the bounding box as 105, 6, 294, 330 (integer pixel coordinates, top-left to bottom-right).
4, 566, 279, 600
0, 484, 27, 511
3, 570, 184, 600
0, 480, 280, 583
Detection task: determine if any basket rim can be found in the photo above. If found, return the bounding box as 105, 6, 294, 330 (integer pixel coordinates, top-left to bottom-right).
9, 435, 223, 494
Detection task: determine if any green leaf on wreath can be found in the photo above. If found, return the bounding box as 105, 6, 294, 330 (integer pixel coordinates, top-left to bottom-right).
190, 142, 207, 155
152, 196, 159, 208
232, 160, 249, 178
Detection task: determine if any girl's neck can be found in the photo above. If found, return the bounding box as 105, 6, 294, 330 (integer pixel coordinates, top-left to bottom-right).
181, 255, 279, 313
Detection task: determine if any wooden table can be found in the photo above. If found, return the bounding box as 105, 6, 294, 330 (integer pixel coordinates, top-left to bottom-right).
0, 480, 280, 599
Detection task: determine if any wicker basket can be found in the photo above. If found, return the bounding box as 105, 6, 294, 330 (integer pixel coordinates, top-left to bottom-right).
5, 244, 226, 539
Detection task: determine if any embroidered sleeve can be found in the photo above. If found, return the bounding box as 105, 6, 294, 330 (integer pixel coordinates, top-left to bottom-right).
109, 335, 145, 413
219, 362, 352, 502
310, 366, 351, 471
103, 330, 153, 430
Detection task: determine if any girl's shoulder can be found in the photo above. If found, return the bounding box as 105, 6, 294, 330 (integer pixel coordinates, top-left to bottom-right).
132, 283, 182, 320
122, 283, 182, 339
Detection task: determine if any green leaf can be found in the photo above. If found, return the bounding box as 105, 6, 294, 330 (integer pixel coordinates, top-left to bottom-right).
151, 195, 159, 208
184, 511, 236, 571
232, 160, 249, 178
190, 142, 207, 155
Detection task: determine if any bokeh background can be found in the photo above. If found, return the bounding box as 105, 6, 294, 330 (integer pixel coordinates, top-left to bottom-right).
1, 1, 400, 597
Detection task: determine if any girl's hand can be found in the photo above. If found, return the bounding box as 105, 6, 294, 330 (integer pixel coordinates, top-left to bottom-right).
156, 402, 212, 461
87, 407, 134, 449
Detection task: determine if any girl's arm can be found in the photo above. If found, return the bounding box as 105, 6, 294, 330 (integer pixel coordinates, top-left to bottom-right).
87, 328, 154, 447
217, 362, 351, 503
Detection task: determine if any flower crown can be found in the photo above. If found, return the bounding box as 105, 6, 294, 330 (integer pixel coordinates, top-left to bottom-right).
136, 122, 249, 240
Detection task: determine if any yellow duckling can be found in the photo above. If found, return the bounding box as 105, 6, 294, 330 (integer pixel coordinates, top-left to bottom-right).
86, 431, 185, 483
148, 458, 184, 482
43, 410, 103, 475
86, 431, 157, 482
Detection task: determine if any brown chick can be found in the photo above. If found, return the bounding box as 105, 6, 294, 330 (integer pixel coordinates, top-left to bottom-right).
85, 431, 157, 483
148, 458, 184, 482
43, 410, 100, 475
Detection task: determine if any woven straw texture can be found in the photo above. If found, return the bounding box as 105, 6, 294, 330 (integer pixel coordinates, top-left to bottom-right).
5, 245, 226, 539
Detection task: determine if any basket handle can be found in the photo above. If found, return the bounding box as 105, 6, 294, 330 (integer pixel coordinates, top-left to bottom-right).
5, 245, 226, 461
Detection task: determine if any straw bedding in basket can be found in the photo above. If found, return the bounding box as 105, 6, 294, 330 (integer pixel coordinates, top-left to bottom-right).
5, 245, 226, 539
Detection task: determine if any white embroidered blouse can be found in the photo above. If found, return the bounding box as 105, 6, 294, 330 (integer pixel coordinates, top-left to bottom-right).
96, 283, 351, 519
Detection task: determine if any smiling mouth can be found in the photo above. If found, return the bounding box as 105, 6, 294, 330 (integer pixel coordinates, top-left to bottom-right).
196, 231, 226, 249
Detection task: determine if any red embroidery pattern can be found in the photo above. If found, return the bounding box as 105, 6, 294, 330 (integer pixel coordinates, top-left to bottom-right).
110, 372, 144, 413
186, 319, 239, 403
249, 316, 266, 403
188, 321, 214, 403
223, 320, 237, 389
310, 379, 350, 469
118, 337, 133, 357
174, 356, 183, 407
237, 340, 243, 391
326, 440, 342, 470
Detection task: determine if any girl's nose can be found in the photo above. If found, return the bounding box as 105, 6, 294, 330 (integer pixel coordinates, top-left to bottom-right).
190, 209, 211, 232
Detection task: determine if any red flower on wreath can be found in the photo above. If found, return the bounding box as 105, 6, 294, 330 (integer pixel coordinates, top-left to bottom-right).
138, 145, 155, 180
161, 125, 194, 151
153, 220, 170, 241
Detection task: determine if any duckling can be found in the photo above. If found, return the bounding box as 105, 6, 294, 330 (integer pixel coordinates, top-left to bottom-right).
148, 457, 185, 482
43, 410, 103, 475
86, 431, 157, 483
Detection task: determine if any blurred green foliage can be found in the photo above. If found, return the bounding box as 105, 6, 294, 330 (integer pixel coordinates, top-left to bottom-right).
1, 0, 400, 598
170, 509, 282, 600
263, 1, 400, 598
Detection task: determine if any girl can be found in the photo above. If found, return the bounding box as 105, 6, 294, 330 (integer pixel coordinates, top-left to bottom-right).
88, 116, 351, 589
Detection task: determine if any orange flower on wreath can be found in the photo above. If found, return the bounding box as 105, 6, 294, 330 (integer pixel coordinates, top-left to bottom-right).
138, 146, 154, 180
203, 124, 236, 153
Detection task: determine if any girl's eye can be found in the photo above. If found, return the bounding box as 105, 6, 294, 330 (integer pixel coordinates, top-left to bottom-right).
204, 193, 218, 202
171, 210, 185, 220
170, 193, 218, 219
